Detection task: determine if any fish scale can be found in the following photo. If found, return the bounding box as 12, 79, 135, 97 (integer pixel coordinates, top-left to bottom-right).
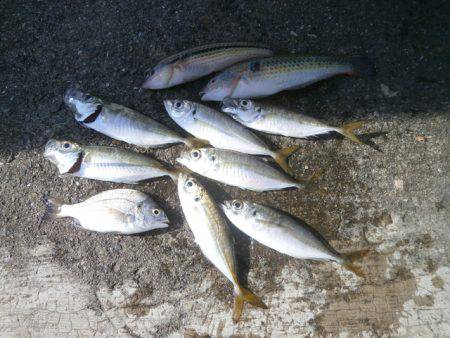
143, 43, 274, 89
177, 174, 266, 322
177, 148, 304, 192
201, 55, 373, 100
44, 189, 169, 234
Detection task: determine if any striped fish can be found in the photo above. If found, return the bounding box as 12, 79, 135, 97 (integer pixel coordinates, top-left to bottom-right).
200, 55, 375, 101
142, 42, 273, 89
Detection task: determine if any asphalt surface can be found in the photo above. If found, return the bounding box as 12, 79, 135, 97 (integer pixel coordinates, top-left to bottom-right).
0, 0, 449, 336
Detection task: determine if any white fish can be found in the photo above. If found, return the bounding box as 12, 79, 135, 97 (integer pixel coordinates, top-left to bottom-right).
177, 173, 267, 322
64, 88, 201, 148
221, 98, 364, 144
164, 99, 297, 174
44, 189, 169, 234
43, 139, 179, 184
177, 148, 305, 192
221, 200, 368, 276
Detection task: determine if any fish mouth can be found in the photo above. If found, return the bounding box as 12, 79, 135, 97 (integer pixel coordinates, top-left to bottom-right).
64, 88, 82, 106
221, 200, 233, 210
199, 91, 210, 101
220, 98, 238, 114
141, 78, 155, 89
163, 99, 173, 112
43, 139, 56, 157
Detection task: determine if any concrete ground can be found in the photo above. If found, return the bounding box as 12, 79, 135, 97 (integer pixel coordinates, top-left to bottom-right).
0, 0, 449, 337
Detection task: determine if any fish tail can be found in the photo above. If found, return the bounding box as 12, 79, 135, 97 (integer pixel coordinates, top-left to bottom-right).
337, 121, 364, 145
348, 56, 376, 78
183, 137, 210, 148
43, 196, 63, 220
233, 285, 267, 322
341, 249, 370, 278
296, 168, 324, 190
273, 145, 299, 176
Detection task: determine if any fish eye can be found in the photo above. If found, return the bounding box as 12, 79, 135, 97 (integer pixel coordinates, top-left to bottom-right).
174, 101, 183, 109
185, 179, 194, 188
191, 150, 201, 159
149, 68, 155, 76
211, 79, 216, 84
152, 208, 160, 215
194, 196, 200, 202
85, 94, 92, 100
241, 100, 248, 107
63, 142, 71, 149
232, 200, 242, 210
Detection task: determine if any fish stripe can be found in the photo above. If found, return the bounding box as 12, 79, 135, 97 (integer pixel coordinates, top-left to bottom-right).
66, 152, 84, 174
83, 105, 103, 124
160, 42, 271, 65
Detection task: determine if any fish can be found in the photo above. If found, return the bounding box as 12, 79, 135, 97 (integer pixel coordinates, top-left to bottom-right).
164, 99, 297, 174
177, 148, 305, 192
44, 189, 169, 234
177, 173, 267, 322
43, 139, 179, 184
64, 88, 202, 148
221, 98, 364, 144
142, 42, 274, 89
221, 200, 369, 277
200, 55, 375, 101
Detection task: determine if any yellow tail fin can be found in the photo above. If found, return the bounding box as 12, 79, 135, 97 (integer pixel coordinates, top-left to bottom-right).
338, 121, 364, 145
342, 249, 370, 278
233, 286, 267, 323
273, 145, 299, 176
184, 137, 210, 148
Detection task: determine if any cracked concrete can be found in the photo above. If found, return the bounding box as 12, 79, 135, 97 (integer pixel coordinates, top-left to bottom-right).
1, 0, 449, 336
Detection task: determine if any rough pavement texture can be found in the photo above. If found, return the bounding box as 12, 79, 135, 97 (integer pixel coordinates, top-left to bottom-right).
1, 0, 449, 337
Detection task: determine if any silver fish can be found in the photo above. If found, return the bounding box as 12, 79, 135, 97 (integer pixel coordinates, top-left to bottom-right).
142, 42, 273, 89
221, 98, 364, 144
177, 173, 266, 322
43, 139, 178, 184
221, 200, 368, 277
201, 56, 375, 101
177, 148, 305, 192
44, 189, 169, 234
64, 88, 200, 148
164, 99, 297, 174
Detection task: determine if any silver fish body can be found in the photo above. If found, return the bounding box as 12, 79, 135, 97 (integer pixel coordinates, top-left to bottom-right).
177, 174, 266, 321
163, 100, 295, 174
142, 42, 273, 89
221, 99, 364, 143
43, 139, 176, 184
64, 88, 189, 148
177, 148, 303, 192
201, 56, 374, 101
221, 200, 342, 262
164, 99, 273, 155
46, 189, 169, 234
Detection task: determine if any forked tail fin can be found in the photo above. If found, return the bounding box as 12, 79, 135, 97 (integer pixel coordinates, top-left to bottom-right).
337, 121, 364, 145
341, 249, 370, 278
233, 285, 267, 322
273, 145, 299, 176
